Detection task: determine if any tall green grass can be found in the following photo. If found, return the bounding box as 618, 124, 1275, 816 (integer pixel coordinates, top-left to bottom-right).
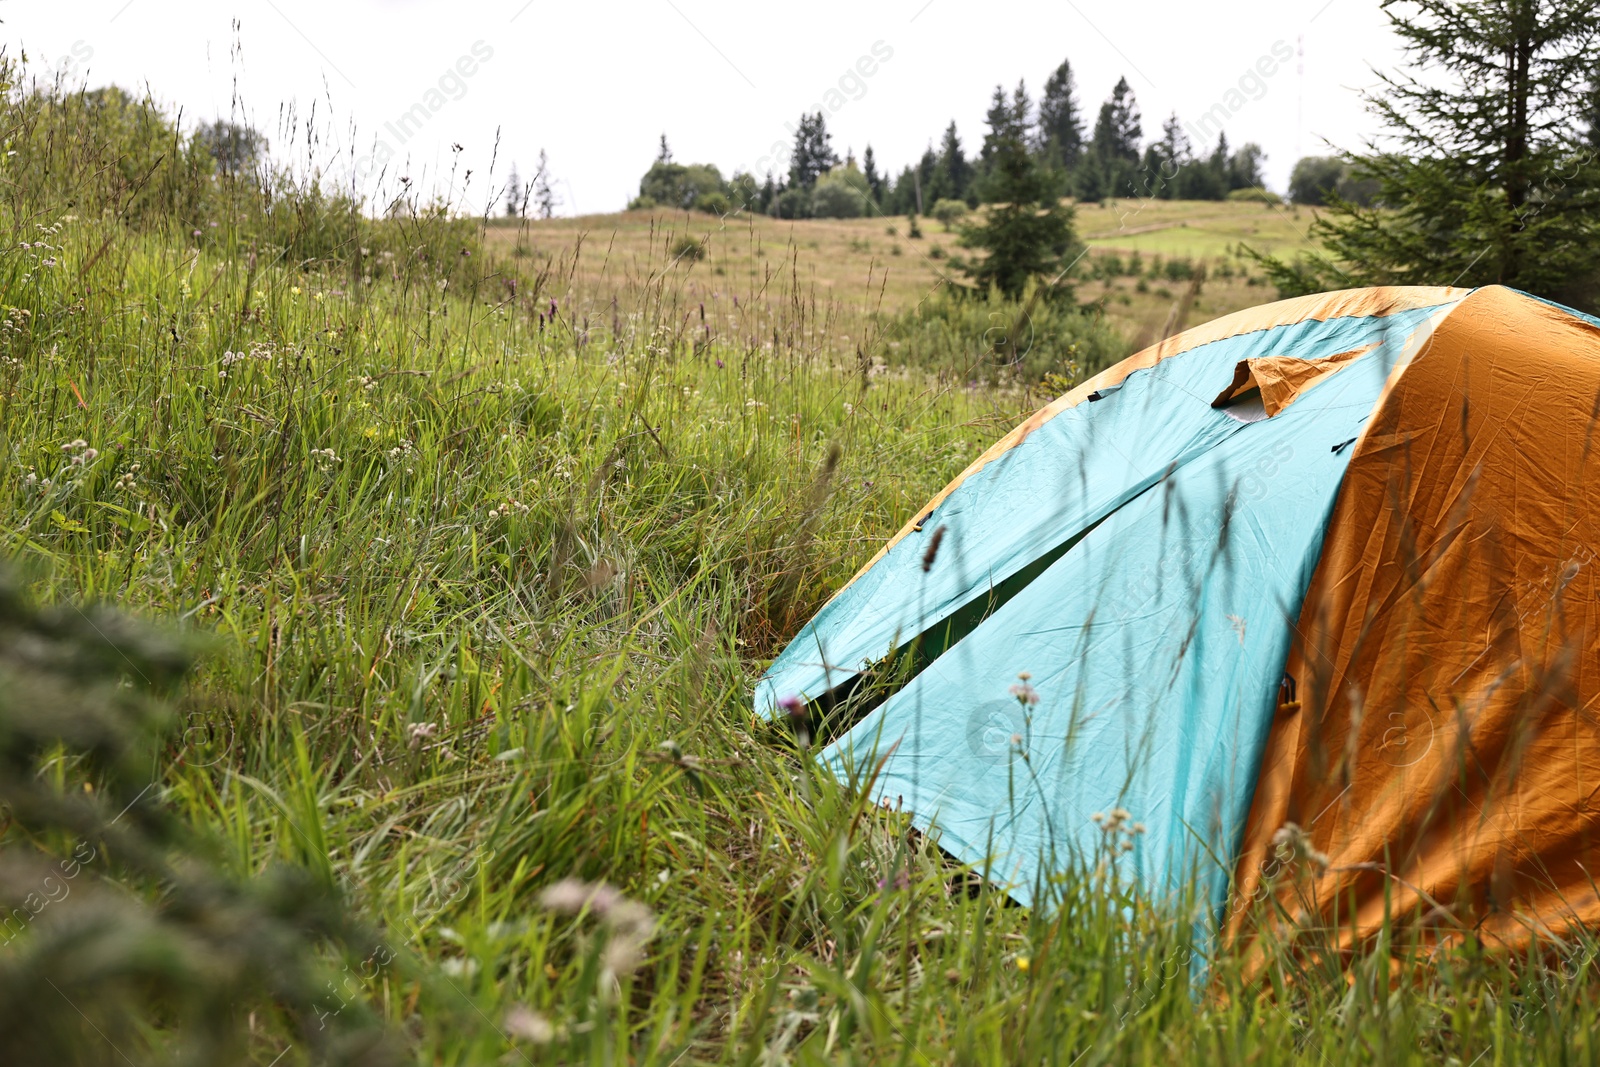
2, 54, 1600, 1067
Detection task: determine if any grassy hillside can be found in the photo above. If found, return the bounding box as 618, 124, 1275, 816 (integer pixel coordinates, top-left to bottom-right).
483, 198, 1317, 352
4, 73, 1598, 1067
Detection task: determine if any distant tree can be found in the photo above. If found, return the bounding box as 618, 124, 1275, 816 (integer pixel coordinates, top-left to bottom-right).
915, 146, 938, 212
811, 164, 872, 218
787, 112, 839, 189
887, 163, 919, 214
931, 197, 968, 230
1288, 156, 1346, 205
633, 159, 726, 211
1141, 112, 1191, 198
1037, 58, 1084, 171
1228, 142, 1267, 191
1252, 0, 1600, 310
195, 118, 266, 177
976, 82, 1035, 202
774, 186, 811, 219
504, 164, 522, 217
958, 88, 1079, 299
934, 121, 972, 203
533, 149, 559, 219
862, 144, 885, 205
656, 133, 672, 164
1082, 76, 1142, 198
728, 170, 760, 212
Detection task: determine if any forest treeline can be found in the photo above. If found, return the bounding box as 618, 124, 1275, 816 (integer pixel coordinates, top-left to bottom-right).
621, 59, 1279, 221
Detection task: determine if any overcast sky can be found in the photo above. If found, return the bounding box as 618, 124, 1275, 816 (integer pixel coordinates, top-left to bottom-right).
5, 0, 1404, 216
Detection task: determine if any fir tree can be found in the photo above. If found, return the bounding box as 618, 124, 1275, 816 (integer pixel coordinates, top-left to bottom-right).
1037, 58, 1084, 170
958, 89, 1079, 300
862, 145, 884, 205
1083, 76, 1142, 198
656, 134, 672, 164
1253, 0, 1600, 309
1140, 113, 1191, 199
504, 165, 522, 217
533, 149, 559, 219
787, 112, 838, 189
935, 121, 971, 203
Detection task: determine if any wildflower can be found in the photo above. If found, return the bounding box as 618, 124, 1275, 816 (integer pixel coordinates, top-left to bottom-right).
1008, 676, 1040, 706
504, 1005, 554, 1044
1015, 956, 1031, 973
406, 722, 438, 749
715, 358, 724, 368
778, 694, 806, 718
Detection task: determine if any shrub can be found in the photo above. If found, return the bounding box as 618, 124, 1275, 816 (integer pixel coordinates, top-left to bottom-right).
693, 191, 731, 216
635, 160, 726, 211
930, 198, 969, 230
879, 285, 1127, 384
810, 166, 871, 219
774, 186, 811, 219
669, 233, 706, 261
1227, 187, 1283, 205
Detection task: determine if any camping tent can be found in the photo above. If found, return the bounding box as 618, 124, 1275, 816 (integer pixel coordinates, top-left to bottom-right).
757, 285, 1600, 947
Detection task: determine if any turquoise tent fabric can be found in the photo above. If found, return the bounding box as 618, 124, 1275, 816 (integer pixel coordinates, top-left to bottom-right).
755, 302, 1458, 719
757, 299, 1466, 919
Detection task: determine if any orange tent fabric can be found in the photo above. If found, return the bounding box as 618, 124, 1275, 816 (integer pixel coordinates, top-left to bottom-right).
1233, 285, 1600, 946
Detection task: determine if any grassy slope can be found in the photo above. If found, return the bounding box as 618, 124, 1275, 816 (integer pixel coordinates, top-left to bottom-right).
6, 189, 1598, 1062
483, 198, 1318, 349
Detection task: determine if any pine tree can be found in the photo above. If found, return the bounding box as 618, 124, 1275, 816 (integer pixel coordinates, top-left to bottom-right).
1037, 58, 1084, 170
1140, 113, 1191, 199
958, 88, 1079, 300
1253, 0, 1600, 309
787, 112, 839, 189
533, 149, 559, 219
936, 121, 971, 203
505, 165, 522, 217
1083, 76, 1142, 198
656, 134, 672, 164
862, 145, 884, 205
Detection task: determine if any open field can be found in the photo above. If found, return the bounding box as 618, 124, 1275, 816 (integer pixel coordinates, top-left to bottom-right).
483, 199, 1320, 351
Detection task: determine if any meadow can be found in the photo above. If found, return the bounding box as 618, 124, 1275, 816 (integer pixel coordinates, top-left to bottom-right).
4, 73, 1600, 1067
484, 196, 1316, 355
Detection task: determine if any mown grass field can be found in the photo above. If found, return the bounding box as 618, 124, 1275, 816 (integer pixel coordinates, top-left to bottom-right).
6, 74, 1600, 1067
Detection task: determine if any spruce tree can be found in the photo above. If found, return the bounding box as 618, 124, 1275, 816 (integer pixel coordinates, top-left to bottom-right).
787, 112, 839, 189
505, 165, 522, 217
1037, 58, 1084, 170
533, 149, 559, 219
862, 145, 884, 204
1140, 113, 1191, 199
656, 134, 672, 164
957, 90, 1079, 300
936, 121, 971, 203
1253, 0, 1600, 309
1083, 76, 1142, 198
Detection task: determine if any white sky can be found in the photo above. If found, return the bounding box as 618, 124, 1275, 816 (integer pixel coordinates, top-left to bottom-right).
5, 0, 1404, 216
